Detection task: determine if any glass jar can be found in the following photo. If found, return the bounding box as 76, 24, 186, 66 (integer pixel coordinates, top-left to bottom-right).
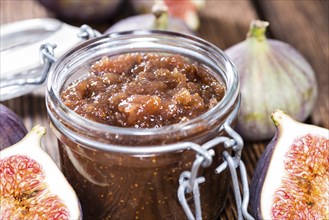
46, 30, 240, 220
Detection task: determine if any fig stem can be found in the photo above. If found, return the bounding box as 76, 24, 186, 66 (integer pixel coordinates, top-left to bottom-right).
25, 125, 47, 149
31, 125, 47, 136
152, 0, 169, 30
271, 109, 287, 127
247, 20, 269, 41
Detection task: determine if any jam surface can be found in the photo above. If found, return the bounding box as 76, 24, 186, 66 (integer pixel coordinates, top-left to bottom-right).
61, 53, 225, 128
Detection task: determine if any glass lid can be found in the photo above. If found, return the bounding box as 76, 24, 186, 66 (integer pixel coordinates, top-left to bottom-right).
0, 18, 84, 101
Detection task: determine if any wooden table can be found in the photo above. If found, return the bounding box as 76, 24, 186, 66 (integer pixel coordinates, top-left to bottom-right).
1, 1, 328, 219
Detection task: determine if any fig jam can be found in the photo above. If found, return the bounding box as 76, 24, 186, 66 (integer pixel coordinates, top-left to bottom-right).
47, 32, 240, 220
61, 53, 225, 128
57, 53, 228, 219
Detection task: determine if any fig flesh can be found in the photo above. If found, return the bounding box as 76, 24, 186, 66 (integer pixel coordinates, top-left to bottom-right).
0, 125, 81, 219
250, 110, 329, 219
0, 104, 27, 150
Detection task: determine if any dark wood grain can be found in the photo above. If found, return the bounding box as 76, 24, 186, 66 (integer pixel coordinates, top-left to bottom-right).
0, 0, 48, 22
198, 0, 258, 48
1, 0, 328, 219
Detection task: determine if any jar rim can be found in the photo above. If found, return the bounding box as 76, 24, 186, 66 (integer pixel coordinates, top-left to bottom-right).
46, 30, 239, 148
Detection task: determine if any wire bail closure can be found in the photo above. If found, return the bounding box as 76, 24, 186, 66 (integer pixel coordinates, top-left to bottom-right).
0, 25, 100, 89
38, 25, 101, 85
177, 103, 254, 220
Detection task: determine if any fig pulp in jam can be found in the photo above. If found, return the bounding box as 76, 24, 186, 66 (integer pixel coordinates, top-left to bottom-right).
59, 53, 228, 220
61, 53, 225, 128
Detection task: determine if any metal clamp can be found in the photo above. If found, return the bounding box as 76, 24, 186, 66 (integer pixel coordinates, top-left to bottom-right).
38, 25, 100, 83
37, 43, 57, 84
177, 104, 254, 220
0, 43, 56, 88
78, 24, 101, 40
0, 24, 100, 89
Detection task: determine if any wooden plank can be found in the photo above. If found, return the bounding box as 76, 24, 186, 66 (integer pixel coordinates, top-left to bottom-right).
198, 0, 258, 49
0, 1, 59, 161
0, 0, 49, 24
256, 0, 329, 129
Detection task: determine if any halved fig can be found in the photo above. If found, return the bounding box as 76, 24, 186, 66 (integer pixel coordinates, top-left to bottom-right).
0, 125, 81, 219
250, 110, 329, 219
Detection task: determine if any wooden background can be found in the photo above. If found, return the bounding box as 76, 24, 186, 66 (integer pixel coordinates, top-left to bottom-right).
1, 0, 328, 219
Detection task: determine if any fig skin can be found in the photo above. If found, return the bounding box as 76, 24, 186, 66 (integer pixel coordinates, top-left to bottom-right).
104, 13, 194, 35
104, 1, 194, 35
225, 20, 318, 141
38, 0, 123, 23
249, 110, 329, 220
0, 125, 82, 219
249, 131, 277, 219
0, 104, 27, 150
130, 0, 205, 30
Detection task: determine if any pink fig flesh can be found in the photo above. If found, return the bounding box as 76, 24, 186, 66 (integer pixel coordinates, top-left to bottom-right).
0, 125, 81, 219
250, 110, 329, 219
0, 155, 70, 219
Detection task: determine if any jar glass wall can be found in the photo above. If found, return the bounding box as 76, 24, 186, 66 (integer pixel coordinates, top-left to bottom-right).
46, 30, 240, 220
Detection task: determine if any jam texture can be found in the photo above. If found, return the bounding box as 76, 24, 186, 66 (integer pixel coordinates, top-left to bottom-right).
61, 53, 225, 128
58, 53, 229, 219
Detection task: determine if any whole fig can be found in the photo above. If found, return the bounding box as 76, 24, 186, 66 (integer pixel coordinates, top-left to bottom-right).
38, 0, 123, 23
0, 125, 82, 219
0, 104, 27, 150
105, 1, 193, 35
130, 0, 205, 31
225, 20, 318, 141
250, 110, 329, 219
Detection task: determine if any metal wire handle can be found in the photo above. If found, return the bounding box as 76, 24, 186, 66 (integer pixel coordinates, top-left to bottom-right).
0, 25, 99, 89
177, 106, 254, 220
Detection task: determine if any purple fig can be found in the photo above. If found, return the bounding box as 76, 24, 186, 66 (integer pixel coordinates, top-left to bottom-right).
0, 104, 27, 150
38, 0, 123, 23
